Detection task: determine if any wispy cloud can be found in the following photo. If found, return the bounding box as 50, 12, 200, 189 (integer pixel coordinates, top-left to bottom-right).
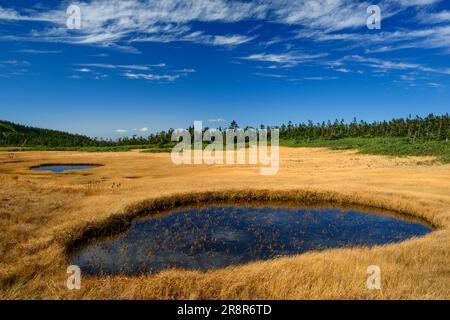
134, 31, 255, 48
0, 60, 30, 77
242, 52, 327, 67
150, 63, 166, 67
212, 35, 255, 46
298, 24, 450, 54
172, 68, 196, 73
0, 6, 57, 22
0, 1, 264, 50
427, 82, 445, 88
0, 60, 31, 67
253, 72, 288, 78
303, 76, 339, 81
123, 72, 180, 82
16, 49, 62, 54
400, 0, 442, 6
335, 68, 351, 73
0, 0, 447, 51
342, 55, 450, 75
134, 127, 149, 132
71, 62, 192, 82
75, 63, 154, 71
75, 68, 92, 73
400, 75, 417, 81
1, 0, 450, 86
91, 53, 109, 57
75, 63, 169, 72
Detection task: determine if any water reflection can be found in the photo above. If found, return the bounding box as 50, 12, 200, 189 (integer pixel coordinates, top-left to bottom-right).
32, 165, 98, 172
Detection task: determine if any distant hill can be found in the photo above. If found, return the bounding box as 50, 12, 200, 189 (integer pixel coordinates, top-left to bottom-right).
0, 120, 96, 147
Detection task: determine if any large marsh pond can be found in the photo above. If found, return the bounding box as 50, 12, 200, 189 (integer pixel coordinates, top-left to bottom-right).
70, 205, 431, 276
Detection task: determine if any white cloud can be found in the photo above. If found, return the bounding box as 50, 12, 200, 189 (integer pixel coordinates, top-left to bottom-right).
299, 24, 450, 54
272, 1, 369, 31
342, 55, 450, 75
400, 75, 416, 81
16, 49, 62, 54
0, 0, 448, 69
428, 10, 450, 23
72, 63, 193, 82
0, 1, 264, 49
335, 68, 351, 73
74, 63, 115, 69
133, 127, 148, 132
123, 72, 180, 82
1, 0, 449, 83
364, 45, 414, 54
115, 129, 127, 133
91, 53, 109, 57
0, 6, 57, 22
93, 74, 108, 80
267, 0, 440, 32
399, 0, 441, 5
149, 63, 166, 67
303, 76, 339, 81
212, 35, 255, 46
135, 31, 255, 47
75, 63, 154, 71
119, 65, 152, 71
427, 82, 444, 88
253, 72, 287, 78
76, 68, 92, 73
242, 52, 327, 67
0, 60, 30, 67
0, 60, 30, 77
172, 68, 196, 73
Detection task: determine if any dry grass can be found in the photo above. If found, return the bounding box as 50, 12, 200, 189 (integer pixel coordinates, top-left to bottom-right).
0, 147, 449, 299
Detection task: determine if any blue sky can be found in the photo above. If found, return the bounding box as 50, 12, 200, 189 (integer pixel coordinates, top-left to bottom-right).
0, 0, 449, 138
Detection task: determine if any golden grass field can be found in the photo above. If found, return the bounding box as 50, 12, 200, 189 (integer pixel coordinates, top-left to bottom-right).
0, 147, 449, 299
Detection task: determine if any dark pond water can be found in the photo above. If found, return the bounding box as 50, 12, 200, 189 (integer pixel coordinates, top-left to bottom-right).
32, 165, 98, 172
70, 206, 431, 276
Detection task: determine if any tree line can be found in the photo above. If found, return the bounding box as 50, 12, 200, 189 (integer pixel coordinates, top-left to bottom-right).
144, 114, 450, 144
1, 114, 448, 147
278, 113, 450, 142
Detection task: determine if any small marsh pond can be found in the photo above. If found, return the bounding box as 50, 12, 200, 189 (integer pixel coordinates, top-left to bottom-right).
32, 165, 98, 172
70, 206, 431, 276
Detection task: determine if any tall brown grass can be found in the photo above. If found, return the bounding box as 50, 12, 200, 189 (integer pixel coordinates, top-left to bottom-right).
0, 147, 449, 299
